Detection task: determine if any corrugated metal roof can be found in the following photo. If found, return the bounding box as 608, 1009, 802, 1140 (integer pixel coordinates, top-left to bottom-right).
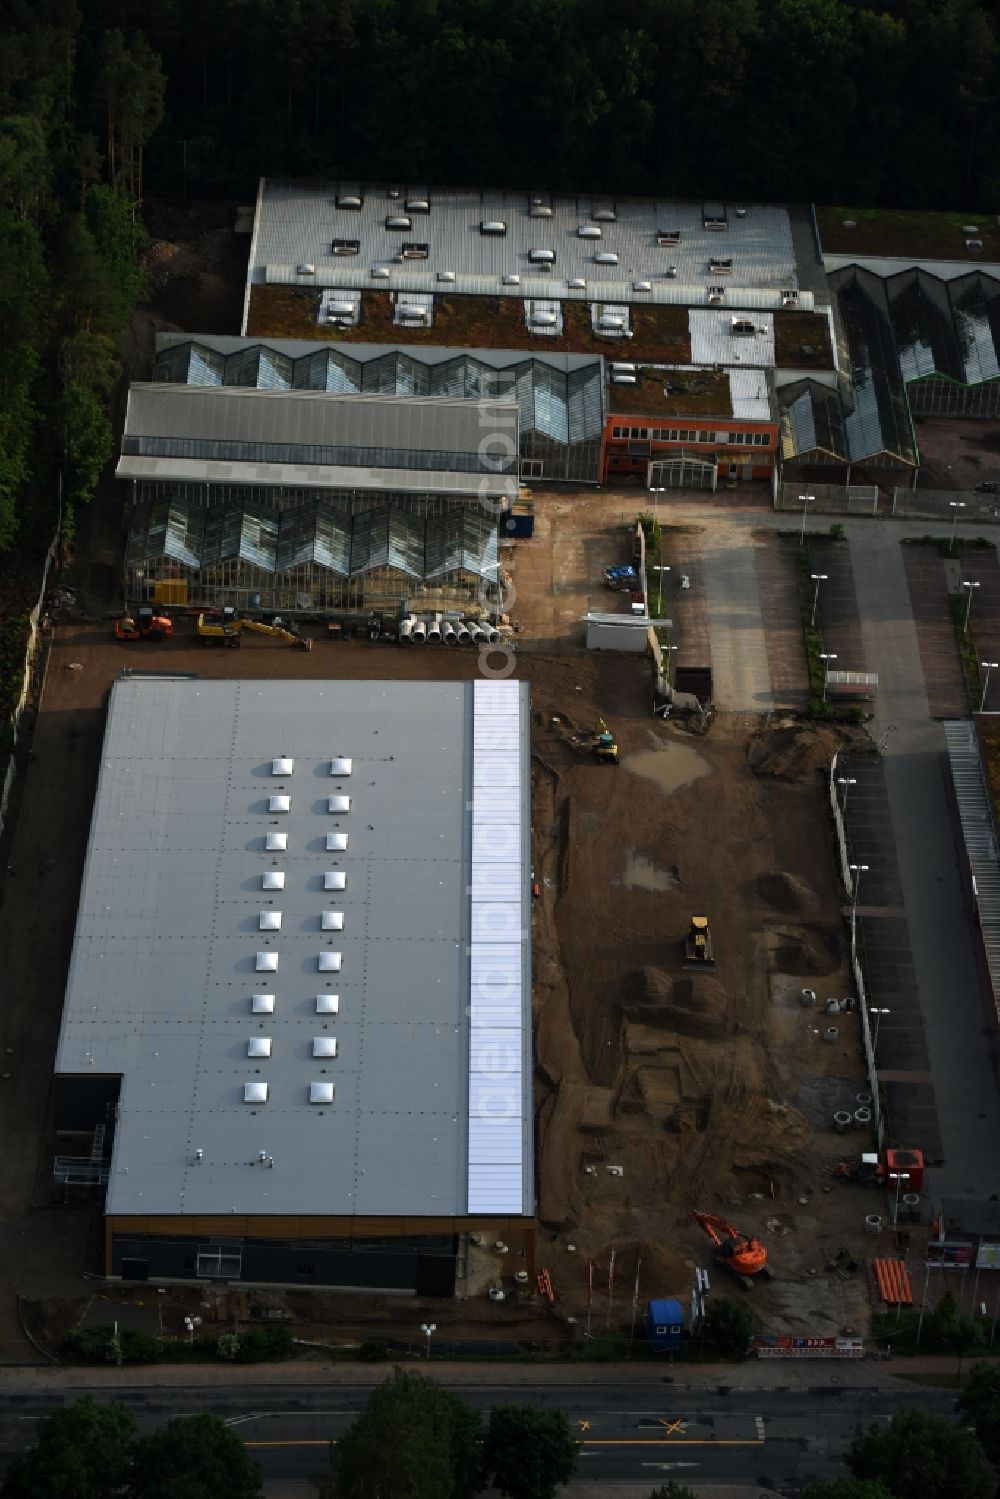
250, 180, 803, 304
943, 720, 1000, 999
55, 678, 532, 1219
122, 385, 516, 456
689, 310, 775, 368
116, 454, 517, 499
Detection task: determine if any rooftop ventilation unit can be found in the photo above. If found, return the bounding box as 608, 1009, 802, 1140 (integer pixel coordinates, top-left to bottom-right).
252, 993, 275, 1014
266, 832, 288, 852
598, 313, 625, 330
269, 795, 290, 813
611, 373, 638, 385
310, 1081, 335, 1104
262, 871, 285, 891
272, 757, 294, 776
406, 196, 430, 213
567, 277, 587, 289
324, 871, 347, 890
330, 757, 353, 776
401, 242, 429, 259
657, 229, 681, 246
967, 238, 983, 250
325, 301, 354, 316
529, 249, 555, 263
248, 1037, 272, 1058
529, 199, 553, 218
703, 206, 728, 230
502, 273, 521, 286
328, 794, 351, 813
385, 214, 411, 230
781, 289, 799, 305
664, 265, 678, 278
326, 831, 349, 851
634, 279, 652, 291
732, 316, 756, 336
244, 1081, 268, 1104
322, 911, 345, 931
336, 192, 363, 209
296, 263, 316, 275
318, 952, 342, 972
531, 311, 557, 327
593, 251, 619, 265
593, 206, 617, 222
256, 952, 278, 972
709, 257, 733, 274
259, 911, 281, 931
372, 267, 391, 279
437, 271, 456, 282
708, 286, 726, 304
578, 224, 602, 239
313, 1037, 338, 1057
481, 220, 507, 235
332, 238, 360, 255
735, 206, 747, 218
399, 305, 428, 321
611, 362, 637, 374
316, 994, 340, 1014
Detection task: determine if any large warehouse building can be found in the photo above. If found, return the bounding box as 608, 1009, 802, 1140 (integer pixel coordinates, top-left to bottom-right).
54, 675, 533, 1292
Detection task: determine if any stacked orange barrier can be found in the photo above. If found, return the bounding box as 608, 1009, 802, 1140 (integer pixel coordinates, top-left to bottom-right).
537, 1268, 555, 1302
873, 1258, 913, 1305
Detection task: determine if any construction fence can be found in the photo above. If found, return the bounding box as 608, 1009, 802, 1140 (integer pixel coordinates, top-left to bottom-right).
776, 483, 880, 516
778, 481, 1000, 527
891, 487, 1000, 523
0, 505, 62, 842
829, 752, 884, 1147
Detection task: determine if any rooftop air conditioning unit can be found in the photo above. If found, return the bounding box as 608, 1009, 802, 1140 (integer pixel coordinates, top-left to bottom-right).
372, 267, 391, 278
336, 193, 363, 209
594, 252, 619, 265
578, 224, 602, 239
657, 230, 681, 246
708, 286, 726, 304
529, 248, 556, 263
532, 311, 557, 326
401, 242, 429, 259
593, 208, 616, 222
332, 238, 360, 255
385, 214, 411, 230
297, 263, 316, 275
567, 277, 587, 289
437, 270, 456, 282
735, 206, 747, 218
529, 200, 553, 217
502, 273, 521, 285
481, 220, 507, 236
709, 258, 733, 274
406, 197, 430, 212
665, 265, 678, 278
634, 279, 652, 291
781, 289, 798, 305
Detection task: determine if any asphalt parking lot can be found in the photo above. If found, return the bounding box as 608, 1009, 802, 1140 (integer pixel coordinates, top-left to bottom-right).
900, 544, 969, 717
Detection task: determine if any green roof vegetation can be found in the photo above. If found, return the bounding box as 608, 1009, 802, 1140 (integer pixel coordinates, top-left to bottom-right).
817, 207, 1000, 262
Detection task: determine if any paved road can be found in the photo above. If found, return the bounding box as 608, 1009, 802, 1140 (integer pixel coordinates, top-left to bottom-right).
698, 523, 773, 711
0, 1376, 959, 1496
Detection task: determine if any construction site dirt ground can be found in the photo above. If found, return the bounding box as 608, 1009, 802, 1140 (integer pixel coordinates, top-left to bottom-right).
0, 600, 887, 1355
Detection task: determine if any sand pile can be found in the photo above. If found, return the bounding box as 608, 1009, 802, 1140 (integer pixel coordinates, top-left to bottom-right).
747, 724, 842, 781
620, 967, 729, 1039
755, 871, 819, 916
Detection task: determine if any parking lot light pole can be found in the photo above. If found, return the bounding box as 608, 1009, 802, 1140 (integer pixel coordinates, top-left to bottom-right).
799, 493, 815, 547
820, 652, 837, 701
849, 862, 869, 939
963, 578, 980, 632
648, 485, 665, 524
870, 1005, 890, 1056
420, 1321, 437, 1359
981, 661, 999, 712
810, 573, 827, 628
836, 775, 857, 814
949, 499, 966, 552
889, 1169, 910, 1226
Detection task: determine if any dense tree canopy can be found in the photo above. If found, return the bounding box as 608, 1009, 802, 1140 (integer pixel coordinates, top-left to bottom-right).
81, 0, 1000, 211
848, 1409, 995, 1499
957, 1359, 1000, 1463
481, 1404, 578, 1499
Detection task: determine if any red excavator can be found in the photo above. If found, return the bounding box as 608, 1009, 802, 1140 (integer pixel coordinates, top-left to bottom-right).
693, 1210, 770, 1289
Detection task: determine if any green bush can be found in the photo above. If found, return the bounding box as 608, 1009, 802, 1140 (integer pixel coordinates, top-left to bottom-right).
358, 1337, 390, 1361
229, 1324, 295, 1362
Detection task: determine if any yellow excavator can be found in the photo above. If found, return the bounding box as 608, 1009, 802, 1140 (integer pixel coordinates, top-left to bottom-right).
594, 718, 619, 765
196, 607, 312, 651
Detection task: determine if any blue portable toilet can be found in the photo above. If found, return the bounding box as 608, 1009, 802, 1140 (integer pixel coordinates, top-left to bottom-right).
645, 1298, 685, 1353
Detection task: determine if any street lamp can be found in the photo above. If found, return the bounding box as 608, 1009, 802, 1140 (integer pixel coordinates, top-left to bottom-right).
870, 1005, 890, 1055
837, 775, 857, 814
820, 652, 838, 701
889, 1170, 910, 1227
648, 484, 666, 524
420, 1321, 437, 1359
665, 643, 678, 684
949, 499, 966, 552
656, 560, 670, 616
849, 862, 869, 937
981, 661, 999, 712
799, 493, 815, 547
183, 1315, 203, 1345
963, 579, 981, 633
810, 573, 827, 628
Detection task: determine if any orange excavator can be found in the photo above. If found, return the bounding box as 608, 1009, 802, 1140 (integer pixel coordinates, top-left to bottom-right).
693, 1210, 770, 1290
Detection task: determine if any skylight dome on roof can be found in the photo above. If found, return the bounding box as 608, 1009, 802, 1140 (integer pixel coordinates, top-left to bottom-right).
309, 1081, 335, 1104
322, 911, 344, 931
244, 1082, 268, 1103
316, 994, 340, 1014
330, 757, 353, 776
256, 952, 278, 972
262, 871, 284, 890
259, 911, 281, 931
326, 832, 349, 851
269, 795, 291, 813
272, 757, 294, 775
324, 871, 347, 891
252, 994, 275, 1013
248, 1037, 272, 1058
328, 795, 351, 813
318, 952, 342, 971
266, 832, 287, 851
313, 1037, 338, 1057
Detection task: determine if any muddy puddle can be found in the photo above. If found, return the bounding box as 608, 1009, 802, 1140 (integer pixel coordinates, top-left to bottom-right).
622, 743, 709, 795
621, 851, 677, 891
